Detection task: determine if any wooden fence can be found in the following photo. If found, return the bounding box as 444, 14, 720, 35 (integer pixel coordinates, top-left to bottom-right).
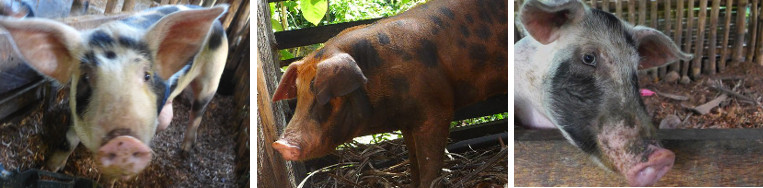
515, 0, 763, 81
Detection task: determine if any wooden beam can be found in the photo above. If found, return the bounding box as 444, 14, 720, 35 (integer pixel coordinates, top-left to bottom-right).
274, 18, 381, 49
516, 129, 763, 186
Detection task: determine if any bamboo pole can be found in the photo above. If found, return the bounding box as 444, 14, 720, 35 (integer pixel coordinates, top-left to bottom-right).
590, 0, 596, 9
105, 0, 119, 13
628, 0, 636, 24
616, 0, 623, 18
122, 0, 137, 12
732, 0, 748, 66
720, 0, 734, 71
746, 0, 759, 61
693, 0, 708, 78
602, 0, 609, 12
682, 0, 695, 78
639, 0, 646, 25
708, 0, 721, 75
161, 0, 170, 5
672, 0, 685, 73
662, 0, 673, 77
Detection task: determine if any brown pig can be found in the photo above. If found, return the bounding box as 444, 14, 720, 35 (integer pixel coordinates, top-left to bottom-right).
271, 0, 508, 187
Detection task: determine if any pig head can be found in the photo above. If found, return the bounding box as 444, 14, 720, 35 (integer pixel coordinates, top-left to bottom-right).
0, 5, 228, 179
515, 0, 691, 186
271, 0, 508, 186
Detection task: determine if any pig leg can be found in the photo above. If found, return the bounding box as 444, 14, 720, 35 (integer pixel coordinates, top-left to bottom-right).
401, 130, 420, 187
46, 128, 80, 171
403, 119, 450, 188
180, 79, 218, 152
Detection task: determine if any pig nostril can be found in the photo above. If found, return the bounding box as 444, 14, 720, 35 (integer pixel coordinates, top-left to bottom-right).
108, 153, 117, 160
133, 152, 142, 157
118, 142, 123, 146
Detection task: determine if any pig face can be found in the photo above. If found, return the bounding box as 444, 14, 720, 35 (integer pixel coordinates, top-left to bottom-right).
0, 5, 227, 179
517, 0, 691, 186
272, 51, 372, 161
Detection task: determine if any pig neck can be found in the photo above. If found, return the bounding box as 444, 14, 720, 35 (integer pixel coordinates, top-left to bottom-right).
514, 36, 559, 127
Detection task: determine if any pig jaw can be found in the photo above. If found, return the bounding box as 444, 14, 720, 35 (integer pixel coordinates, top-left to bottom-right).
596, 124, 674, 186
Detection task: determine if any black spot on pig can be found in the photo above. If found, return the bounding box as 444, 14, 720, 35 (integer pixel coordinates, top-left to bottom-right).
75, 66, 93, 118
469, 43, 488, 67
590, 9, 634, 48
314, 48, 326, 59
458, 40, 466, 48
416, 39, 439, 67
350, 39, 382, 71
454, 81, 478, 106
439, 7, 455, 20
118, 36, 152, 60
474, 25, 491, 40
208, 21, 224, 50
550, 62, 603, 155
89, 31, 114, 48
151, 72, 169, 114
102, 128, 133, 145
460, 25, 471, 38
377, 32, 390, 45
465, 14, 474, 23
429, 16, 445, 28
192, 96, 212, 114
478, 11, 492, 24
81, 51, 98, 65
157, 6, 180, 15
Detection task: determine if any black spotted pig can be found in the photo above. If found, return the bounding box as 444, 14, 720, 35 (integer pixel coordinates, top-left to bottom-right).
0, 4, 228, 179
271, 0, 507, 187
515, 0, 692, 186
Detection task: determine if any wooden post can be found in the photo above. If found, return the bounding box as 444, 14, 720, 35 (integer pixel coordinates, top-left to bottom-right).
203, 0, 217, 7
224, 0, 243, 29
122, 0, 137, 12
638, 0, 646, 25
602, 0, 609, 12
720, 0, 734, 71
590, 0, 596, 9
692, 0, 708, 78
672, 0, 685, 74
256, 0, 304, 187
660, 0, 671, 78
105, 0, 119, 14
161, 0, 170, 5
732, 0, 748, 66
616, 0, 622, 18
649, 0, 658, 80
708, 0, 721, 75
757, 0, 763, 65
682, 0, 695, 78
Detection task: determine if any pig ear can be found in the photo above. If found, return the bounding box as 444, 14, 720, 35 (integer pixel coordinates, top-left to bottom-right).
313, 53, 368, 105
144, 5, 228, 80
272, 62, 300, 102
0, 18, 84, 84
633, 26, 693, 70
519, 0, 586, 44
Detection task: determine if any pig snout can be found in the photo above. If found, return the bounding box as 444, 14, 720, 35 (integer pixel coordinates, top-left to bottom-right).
626, 146, 675, 186
96, 136, 152, 179
272, 139, 301, 161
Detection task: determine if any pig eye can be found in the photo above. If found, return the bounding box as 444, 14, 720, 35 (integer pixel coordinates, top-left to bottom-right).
582, 53, 596, 66
143, 72, 151, 81
82, 73, 90, 82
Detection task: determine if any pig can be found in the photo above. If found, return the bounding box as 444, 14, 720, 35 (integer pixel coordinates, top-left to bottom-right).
270, 0, 507, 187
0, 4, 228, 179
514, 0, 692, 186
0, 0, 33, 18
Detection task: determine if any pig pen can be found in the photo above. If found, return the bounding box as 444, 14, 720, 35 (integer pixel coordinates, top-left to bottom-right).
0, 89, 242, 187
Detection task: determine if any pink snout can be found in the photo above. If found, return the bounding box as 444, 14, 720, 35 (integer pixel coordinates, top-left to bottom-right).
272, 139, 301, 161
96, 136, 153, 179
626, 147, 675, 186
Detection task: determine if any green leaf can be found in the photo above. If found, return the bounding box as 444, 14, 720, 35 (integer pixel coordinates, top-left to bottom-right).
300, 0, 328, 26
271, 18, 284, 31
279, 50, 295, 60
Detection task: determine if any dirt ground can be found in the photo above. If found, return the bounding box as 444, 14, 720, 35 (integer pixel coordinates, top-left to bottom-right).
640, 62, 763, 129
0, 90, 240, 187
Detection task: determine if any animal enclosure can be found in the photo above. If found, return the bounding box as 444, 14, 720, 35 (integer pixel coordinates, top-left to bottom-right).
0, 0, 250, 187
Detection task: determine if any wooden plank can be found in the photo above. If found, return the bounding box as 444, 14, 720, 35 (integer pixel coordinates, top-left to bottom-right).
732, 0, 748, 66
274, 18, 381, 49
223, 0, 244, 30
721, 0, 734, 71
0, 80, 45, 121
693, 0, 708, 77
122, 0, 137, 12
682, 0, 696, 77
708, 0, 722, 75
105, 0, 119, 14
758, 0, 763, 65
515, 129, 763, 186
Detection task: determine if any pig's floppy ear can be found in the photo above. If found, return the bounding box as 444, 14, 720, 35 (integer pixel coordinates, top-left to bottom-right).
272, 62, 300, 102
313, 53, 368, 105
144, 5, 228, 80
633, 26, 693, 70
520, 0, 586, 44
0, 18, 84, 84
